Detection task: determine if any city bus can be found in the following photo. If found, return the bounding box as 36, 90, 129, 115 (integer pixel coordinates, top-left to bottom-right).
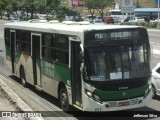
4, 20, 152, 111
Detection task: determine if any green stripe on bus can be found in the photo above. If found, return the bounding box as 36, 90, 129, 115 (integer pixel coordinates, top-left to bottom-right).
93, 84, 148, 101
6, 49, 22, 63
6, 48, 11, 61
41, 59, 71, 85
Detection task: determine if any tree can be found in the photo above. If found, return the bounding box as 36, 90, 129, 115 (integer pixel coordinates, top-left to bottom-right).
0, 0, 6, 19
45, 0, 61, 14
11, 0, 22, 11
95, 0, 114, 21
84, 0, 114, 20
20, 0, 45, 20
84, 0, 96, 19
0, 0, 13, 19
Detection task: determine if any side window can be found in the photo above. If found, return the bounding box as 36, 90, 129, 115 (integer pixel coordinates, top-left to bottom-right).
42, 34, 53, 60
54, 36, 69, 49
156, 67, 160, 74
16, 30, 22, 41
16, 30, 23, 51
4, 28, 10, 48
42, 33, 69, 66
53, 35, 69, 65
42, 34, 52, 47
54, 50, 68, 65
42, 47, 52, 60
16, 30, 31, 55
23, 31, 31, 55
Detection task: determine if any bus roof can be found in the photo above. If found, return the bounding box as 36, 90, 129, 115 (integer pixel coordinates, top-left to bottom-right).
4, 21, 143, 35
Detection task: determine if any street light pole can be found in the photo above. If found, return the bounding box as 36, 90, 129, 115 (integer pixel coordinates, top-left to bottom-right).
158, 0, 160, 28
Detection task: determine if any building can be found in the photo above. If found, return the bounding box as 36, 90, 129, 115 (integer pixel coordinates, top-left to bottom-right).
136, 0, 157, 8
114, 0, 160, 19
115, 0, 158, 8
68, 0, 84, 7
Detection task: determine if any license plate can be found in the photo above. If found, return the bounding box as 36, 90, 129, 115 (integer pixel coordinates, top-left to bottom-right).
118, 101, 129, 107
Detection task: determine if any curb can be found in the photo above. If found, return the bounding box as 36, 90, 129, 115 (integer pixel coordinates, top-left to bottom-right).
0, 74, 44, 120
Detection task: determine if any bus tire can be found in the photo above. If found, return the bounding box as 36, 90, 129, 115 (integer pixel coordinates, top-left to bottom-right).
20, 67, 27, 87
59, 86, 70, 111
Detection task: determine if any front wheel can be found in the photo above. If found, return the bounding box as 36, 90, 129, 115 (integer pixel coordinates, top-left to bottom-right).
20, 68, 27, 87
59, 86, 70, 111
152, 85, 156, 98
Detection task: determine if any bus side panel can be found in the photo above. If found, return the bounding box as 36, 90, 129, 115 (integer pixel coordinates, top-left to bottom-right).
41, 59, 71, 97
14, 51, 21, 75
23, 55, 34, 85
14, 52, 34, 85
41, 75, 59, 97
5, 48, 12, 71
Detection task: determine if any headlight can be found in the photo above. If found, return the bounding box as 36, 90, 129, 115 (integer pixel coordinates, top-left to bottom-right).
85, 90, 102, 103
86, 90, 93, 97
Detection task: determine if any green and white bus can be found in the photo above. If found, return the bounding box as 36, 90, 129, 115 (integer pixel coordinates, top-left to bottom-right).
4, 20, 152, 111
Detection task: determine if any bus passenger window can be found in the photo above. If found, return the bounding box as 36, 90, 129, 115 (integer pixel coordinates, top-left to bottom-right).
42, 47, 52, 60
42, 34, 52, 47
54, 50, 69, 65
16, 42, 20, 50
5, 29, 10, 48
5, 38, 10, 48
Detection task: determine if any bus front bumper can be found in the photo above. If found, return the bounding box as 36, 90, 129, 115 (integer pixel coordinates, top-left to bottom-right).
82, 90, 152, 112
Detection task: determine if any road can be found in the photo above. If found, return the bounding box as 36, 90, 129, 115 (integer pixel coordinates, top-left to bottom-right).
148, 29, 160, 43
148, 29, 160, 69
0, 20, 160, 119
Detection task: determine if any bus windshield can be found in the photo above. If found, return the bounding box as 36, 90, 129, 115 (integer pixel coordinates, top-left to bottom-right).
84, 43, 150, 81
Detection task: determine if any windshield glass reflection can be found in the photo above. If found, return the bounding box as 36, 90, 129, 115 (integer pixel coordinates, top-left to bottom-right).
84, 43, 150, 81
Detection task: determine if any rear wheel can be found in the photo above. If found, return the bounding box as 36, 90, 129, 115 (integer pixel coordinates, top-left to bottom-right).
59, 86, 70, 111
20, 67, 27, 87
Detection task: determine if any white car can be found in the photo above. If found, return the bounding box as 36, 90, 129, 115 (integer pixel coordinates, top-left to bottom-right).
154, 18, 160, 22
152, 63, 160, 98
129, 17, 145, 23
112, 16, 120, 23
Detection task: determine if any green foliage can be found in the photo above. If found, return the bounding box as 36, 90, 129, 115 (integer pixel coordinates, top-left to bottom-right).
149, 22, 158, 28
134, 22, 158, 28
0, 0, 61, 19
20, 15, 39, 21
121, 22, 159, 29
84, 0, 114, 20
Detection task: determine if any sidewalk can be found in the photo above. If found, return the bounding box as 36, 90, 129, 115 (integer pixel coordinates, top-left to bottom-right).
0, 74, 43, 120
0, 89, 25, 120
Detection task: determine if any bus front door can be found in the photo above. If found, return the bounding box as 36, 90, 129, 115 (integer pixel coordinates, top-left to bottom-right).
71, 41, 82, 108
31, 34, 41, 90
10, 30, 15, 74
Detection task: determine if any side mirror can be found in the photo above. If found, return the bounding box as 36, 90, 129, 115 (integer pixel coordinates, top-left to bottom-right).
83, 65, 89, 80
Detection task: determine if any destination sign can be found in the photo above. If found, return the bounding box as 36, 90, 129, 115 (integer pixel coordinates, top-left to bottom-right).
94, 31, 138, 40
85, 28, 148, 45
